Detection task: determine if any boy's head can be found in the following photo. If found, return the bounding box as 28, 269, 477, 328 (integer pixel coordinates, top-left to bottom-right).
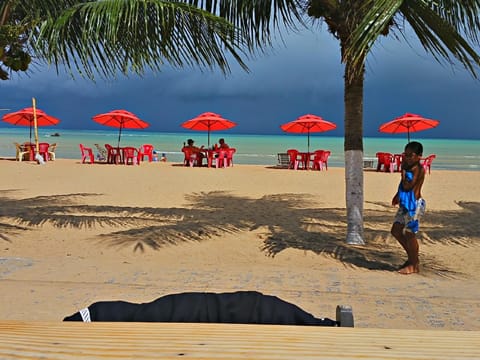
187, 139, 194, 145
404, 141, 423, 156
403, 141, 423, 168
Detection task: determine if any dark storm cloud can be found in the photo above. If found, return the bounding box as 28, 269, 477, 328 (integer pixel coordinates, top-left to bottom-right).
1, 26, 479, 138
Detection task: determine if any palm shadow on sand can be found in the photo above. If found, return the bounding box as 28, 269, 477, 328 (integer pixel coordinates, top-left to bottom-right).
1, 190, 478, 277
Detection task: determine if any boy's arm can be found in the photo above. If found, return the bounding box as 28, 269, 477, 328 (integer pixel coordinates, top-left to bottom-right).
400, 164, 421, 191
392, 193, 399, 206
391, 170, 404, 206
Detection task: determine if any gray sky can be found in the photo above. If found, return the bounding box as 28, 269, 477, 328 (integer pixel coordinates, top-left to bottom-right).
1, 26, 479, 139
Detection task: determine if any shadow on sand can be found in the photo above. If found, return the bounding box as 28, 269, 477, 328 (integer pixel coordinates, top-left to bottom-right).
1, 190, 478, 277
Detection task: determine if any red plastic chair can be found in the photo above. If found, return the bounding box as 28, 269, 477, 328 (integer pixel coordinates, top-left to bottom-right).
182, 147, 197, 167
22, 142, 35, 161
393, 153, 404, 172
206, 150, 216, 167
376, 152, 394, 172
421, 154, 436, 174
215, 150, 227, 168
384, 153, 395, 172
312, 150, 331, 171
138, 144, 154, 163
311, 150, 324, 170
286, 149, 305, 170
376, 152, 385, 171
105, 144, 122, 164
225, 148, 236, 167
38, 142, 50, 162
104, 144, 115, 163
79, 144, 94, 164
123, 147, 139, 165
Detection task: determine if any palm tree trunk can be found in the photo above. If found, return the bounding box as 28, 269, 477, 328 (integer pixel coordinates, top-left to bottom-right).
344, 59, 365, 245
0, 1, 12, 26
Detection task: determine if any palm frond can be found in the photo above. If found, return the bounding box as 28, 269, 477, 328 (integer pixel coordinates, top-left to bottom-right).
31, 0, 249, 79
401, 1, 480, 77
346, 0, 480, 78
181, 0, 305, 50
429, 0, 480, 43
343, 0, 405, 68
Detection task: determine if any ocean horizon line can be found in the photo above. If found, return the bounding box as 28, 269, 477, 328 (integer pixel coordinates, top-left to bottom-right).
1, 125, 479, 141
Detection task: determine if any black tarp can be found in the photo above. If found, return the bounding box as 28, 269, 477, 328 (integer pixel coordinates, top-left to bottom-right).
64, 291, 338, 326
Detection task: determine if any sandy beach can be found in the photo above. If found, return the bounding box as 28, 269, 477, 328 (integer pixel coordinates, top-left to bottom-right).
1, 158, 479, 330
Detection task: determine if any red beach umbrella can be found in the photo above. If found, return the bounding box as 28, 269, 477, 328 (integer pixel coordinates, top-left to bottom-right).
181, 112, 237, 148
280, 114, 337, 153
2, 106, 60, 143
92, 109, 149, 147
379, 113, 440, 142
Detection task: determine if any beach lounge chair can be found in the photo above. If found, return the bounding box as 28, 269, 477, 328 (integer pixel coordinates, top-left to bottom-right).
79, 144, 94, 164
94, 144, 107, 162
47, 143, 57, 161
14, 142, 30, 161
277, 153, 290, 168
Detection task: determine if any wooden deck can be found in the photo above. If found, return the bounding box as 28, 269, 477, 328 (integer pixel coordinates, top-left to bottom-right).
1, 321, 479, 359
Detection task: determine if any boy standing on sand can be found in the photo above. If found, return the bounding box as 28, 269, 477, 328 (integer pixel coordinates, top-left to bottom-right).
391, 141, 426, 275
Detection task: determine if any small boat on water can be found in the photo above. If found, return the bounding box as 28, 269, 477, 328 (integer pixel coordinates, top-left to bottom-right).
50, 132, 61, 137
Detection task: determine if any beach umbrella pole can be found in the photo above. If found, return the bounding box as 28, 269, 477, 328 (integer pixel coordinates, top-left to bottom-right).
117, 125, 122, 147
307, 131, 310, 153
32, 97, 39, 153
32, 97, 45, 164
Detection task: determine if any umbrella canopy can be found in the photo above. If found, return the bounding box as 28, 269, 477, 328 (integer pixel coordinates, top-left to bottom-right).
2, 107, 60, 143
280, 114, 337, 153
379, 113, 440, 142
181, 112, 237, 148
92, 109, 149, 147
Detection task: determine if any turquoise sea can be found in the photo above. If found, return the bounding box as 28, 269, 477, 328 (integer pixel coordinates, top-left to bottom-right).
0, 127, 479, 171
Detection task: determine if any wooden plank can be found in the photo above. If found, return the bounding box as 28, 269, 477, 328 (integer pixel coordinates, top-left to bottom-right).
0, 321, 479, 359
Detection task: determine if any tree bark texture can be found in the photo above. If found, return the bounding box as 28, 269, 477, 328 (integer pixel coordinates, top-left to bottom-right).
344, 58, 365, 245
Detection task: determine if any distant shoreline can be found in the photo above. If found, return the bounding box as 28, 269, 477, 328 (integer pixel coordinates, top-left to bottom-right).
1, 128, 479, 171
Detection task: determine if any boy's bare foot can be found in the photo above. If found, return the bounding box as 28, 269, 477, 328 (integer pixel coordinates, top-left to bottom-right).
398, 263, 419, 275
398, 261, 410, 270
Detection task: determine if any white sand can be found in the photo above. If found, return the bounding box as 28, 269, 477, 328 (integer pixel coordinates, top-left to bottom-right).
1, 159, 479, 329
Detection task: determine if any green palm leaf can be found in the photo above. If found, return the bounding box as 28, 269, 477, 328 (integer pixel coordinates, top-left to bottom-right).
345, 0, 480, 78
6, 0, 250, 79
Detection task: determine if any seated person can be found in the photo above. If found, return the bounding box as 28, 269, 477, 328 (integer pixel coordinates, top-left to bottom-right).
182, 139, 204, 165
218, 138, 229, 150
210, 139, 230, 162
